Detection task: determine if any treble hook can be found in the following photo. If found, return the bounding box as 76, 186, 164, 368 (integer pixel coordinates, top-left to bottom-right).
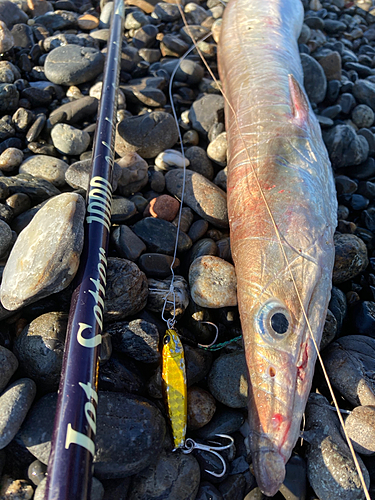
197, 321, 219, 348
181, 434, 234, 478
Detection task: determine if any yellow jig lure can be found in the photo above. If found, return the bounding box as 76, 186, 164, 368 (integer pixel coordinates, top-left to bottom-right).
162, 328, 187, 450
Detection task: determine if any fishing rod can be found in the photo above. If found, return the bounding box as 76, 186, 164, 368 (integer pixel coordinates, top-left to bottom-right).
44, 1, 125, 498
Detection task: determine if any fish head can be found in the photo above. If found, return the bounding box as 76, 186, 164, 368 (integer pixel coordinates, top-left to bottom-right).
162, 328, 184, 359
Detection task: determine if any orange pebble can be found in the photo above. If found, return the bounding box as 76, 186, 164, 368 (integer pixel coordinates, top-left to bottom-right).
145, 195, 180, 222
78, 14, 100, 30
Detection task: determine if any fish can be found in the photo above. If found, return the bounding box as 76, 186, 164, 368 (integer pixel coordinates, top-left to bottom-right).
217, 0, 337, 495
161, 328, 187, 450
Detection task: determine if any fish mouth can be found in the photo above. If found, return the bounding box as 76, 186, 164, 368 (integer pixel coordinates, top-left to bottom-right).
251, 438, 286, 496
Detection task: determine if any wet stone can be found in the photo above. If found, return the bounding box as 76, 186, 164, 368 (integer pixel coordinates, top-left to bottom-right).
49, 96, 98, 126
322, 335, 375, 406
34, 10, 77, 32
14, 312, 67, 392
111, 196, 137, 224
188, 219, 209, 243
104, 257, 148, 323
44, 45, 104, 86
26, 114, 47, 143
28, 459, 47, 486
1, 193, 85, 311
0, 345, 18, 393
333, 233, 368, 284
147, 275, 189, 317
132, 217, 192, 255
19, 155, 68, 188
189, 94, 224, 138
166, 169, 228, 228
128, 450, 200, 500
138, 253, 179, 278
305, 393, 370, 500
189, 255, 237, 308
115, 111, 178, 159
187, 386, 216, 431
13, 108, 34, 132
343, 405, 375, 455
208, 351, 248, 408
0, 378, 36, 450
111, 225, 146, 261
300, 53, 327, 104
323, 125, 369, 169
51, 123, 90, 156
0, 84, 19, 112
106, 319, 160, 364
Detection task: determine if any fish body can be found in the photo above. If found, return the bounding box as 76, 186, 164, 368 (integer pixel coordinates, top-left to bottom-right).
218, 0, 337, 495
161, 328, 187, 450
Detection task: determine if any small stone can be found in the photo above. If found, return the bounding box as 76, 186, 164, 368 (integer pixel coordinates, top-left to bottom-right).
172, 206, 193, 233
19, 155, 68, 187
318, 51, 342, 81
0, 20, 14, 53
106, 319, 160, 364
78, 13, 99, 30
133, 24, 158, 49
187, 386, 216, 431
34, 10, 77, 32
0, 84, 19, 112
185, 344, 213, 387
49, 96, 98, 126
195, 408, 245, 440
138, 253, 179, 278
14, 312, 67, 391
99, 1, 113, 28
44, 45, 104, 86
218, 475, 246, 500
116, 152, 149, 196
280, 455, 307, 500
320, 309, 337, 351
28, 459, 47, 486
348, 300, 375, 337
1, 193, 85, 311
184, 2, 208, 24
51, 123, 90, 156
128, 450, 200, 500
166, 169, 228, 228
0, 346, 18, 394
300, 53, 327, 104
323, 125, 369, 169
154, 149, 189, 171
353, 79, 375, 111
0, 378, 36, 449
0, 219, 12, 257
352, 104, 374, 128
0, 1, 28, 27
188, 219, 209, 243
189, 238, 218, 267
343, 406, 375, 455
305, 393, 369, 500
162, 58, 204, 85
99, 355, 144, 395
144, 194, 179, 221
147, 275, 189, 318
195, 482, 223, 500
149, 170, 165, 192
208, 351, 248, 408
115, 111, 178, 159
324, 19, 346, 34
333, 233, 368, 284
0, 477, 33, 500
132, 217, 192, 255
125, 10, 149, 29
322, 336, 375, 406
111, 196, 137, 224
111, 225, 146, 261
160, 34, 189, 57
189, 94, 224, 138
189, 255, 237, 308
207, 132, 227, 165
185, 146, 214, 180
12, 107, 34, 132
153, 2, 180, 22
180, 24, 210, 44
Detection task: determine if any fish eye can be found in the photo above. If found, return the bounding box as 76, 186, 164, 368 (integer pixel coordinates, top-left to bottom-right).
255, 300, 291, 341
271, 312, 289, 334
164, 335, 171, 345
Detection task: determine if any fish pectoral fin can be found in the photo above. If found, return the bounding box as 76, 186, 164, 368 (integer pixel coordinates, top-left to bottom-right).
288, 74, 310, 124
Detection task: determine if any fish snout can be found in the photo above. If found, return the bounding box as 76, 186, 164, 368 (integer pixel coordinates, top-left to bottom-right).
251, 442, 286, 497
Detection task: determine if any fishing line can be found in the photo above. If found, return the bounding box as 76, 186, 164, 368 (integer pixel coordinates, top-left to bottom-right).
176, 3, 371, 498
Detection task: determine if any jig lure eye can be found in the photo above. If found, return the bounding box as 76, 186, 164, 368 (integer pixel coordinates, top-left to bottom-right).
255, 300, 291, 342
164, 335, 171, 345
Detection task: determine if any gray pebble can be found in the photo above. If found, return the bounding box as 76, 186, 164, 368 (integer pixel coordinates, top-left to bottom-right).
166, 169, 228, 228
19, 155, 68, 187
115, 112, 178, 159
333, 233, 368, 284
185, 344, 213, 387
352, 104, 374, 128
51, 123, 90, 156
0, 378, 36, 449
0, 1, 28, 28
45, 44, 104, 86
49, 96, 98, 126
0, 219, 12, 257
0, 83, 18, 112
0, 345, 18, 394
132, 217, 192, 255
323, 335, 375, 406
189, 94, 224, 138
189, 238, 218, 267
111, 225, 146, 261
301, 53, 327, 104
116, 152, 149, 196
323, 125, 369, 169
185, 146, 214, 180
153, 2, 181, 22
1, 193, 85, 311
138, 253, 179, 278
189, 255, 237, 308
0, 20, 14, 53
133, 24, 158, 49
128, 450, 200, 500
106, 319, 159, 364
188, 219, 209, 243
207, 131, 227, 165
104, 257, 148, 323
305, 393, 369, 500
0, 147, 23, 172
111, 196, 137, 224
353, 79, 375, 111
161, 59, 204, 85
343, 406, 375, 455
14, 312, 67, 392
208, 351, 248, 408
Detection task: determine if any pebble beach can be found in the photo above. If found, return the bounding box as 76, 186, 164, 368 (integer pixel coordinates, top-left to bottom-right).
0, 0, 375, 498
